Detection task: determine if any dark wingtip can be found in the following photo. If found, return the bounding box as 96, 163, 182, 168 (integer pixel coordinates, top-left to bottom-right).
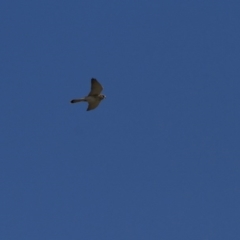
70, 100, 74, 103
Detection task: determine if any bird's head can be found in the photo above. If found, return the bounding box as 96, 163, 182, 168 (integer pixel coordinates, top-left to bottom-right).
99, 94, 106, 100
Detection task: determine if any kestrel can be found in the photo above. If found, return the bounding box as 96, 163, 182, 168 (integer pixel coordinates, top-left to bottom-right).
70, 78, 106, 111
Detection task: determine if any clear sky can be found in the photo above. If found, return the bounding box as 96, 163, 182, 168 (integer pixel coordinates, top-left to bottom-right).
1, 1, 240, 239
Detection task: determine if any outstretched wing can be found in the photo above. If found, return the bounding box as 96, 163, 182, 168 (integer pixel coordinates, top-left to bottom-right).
87, 99, 101, 111
88, 78, 103, 96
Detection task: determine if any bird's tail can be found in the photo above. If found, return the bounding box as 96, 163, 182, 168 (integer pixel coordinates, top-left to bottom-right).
70, 98, 85, 103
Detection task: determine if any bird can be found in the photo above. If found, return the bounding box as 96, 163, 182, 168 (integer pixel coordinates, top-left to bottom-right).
70, 78, 106, 111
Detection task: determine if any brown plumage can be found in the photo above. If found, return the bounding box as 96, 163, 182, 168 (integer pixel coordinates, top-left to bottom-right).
70, 78, 106, 111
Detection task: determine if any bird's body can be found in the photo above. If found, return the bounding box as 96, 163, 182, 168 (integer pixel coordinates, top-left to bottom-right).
70, 78, 106, 111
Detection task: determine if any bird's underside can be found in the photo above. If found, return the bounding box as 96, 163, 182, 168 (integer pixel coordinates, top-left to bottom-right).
70, 78, 106, 111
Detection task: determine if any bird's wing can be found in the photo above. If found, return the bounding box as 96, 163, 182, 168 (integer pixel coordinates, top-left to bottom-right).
87, 99, 101, 111
88, 78, 103, 96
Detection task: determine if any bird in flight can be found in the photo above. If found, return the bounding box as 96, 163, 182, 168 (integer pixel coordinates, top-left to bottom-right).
70, 78, 106, 111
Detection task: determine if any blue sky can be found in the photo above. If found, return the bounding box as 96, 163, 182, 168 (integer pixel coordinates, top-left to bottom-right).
1, 1, 240, 239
